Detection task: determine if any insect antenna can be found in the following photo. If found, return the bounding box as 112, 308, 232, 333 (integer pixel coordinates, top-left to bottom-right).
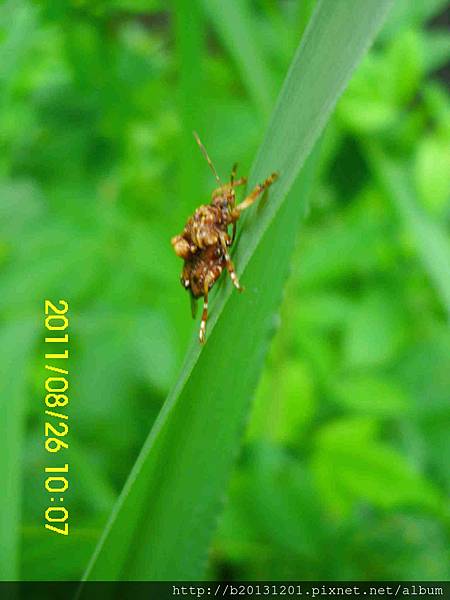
193, 131, 222, 185
190, 294, 198, 319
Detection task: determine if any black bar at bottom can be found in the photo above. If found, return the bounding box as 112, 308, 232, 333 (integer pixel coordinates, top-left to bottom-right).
0, 581, 447, 600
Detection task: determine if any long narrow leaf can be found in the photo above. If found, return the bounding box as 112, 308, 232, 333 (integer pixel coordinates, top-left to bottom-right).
201, 0, 275, 119
83, 0, 393, 581
368, 148, 450, 316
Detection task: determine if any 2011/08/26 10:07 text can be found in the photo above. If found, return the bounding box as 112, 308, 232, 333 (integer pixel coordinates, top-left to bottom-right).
43, 299, 70, 536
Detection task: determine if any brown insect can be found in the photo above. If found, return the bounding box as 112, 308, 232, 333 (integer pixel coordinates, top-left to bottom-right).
171, 132, 278, 343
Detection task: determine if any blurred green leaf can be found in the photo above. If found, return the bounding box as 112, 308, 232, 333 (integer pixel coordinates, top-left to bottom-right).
343, 291, 406, 369
380, 0, 448, 41
394, 330, 450, 493
248, 360, 316, 444
339, 30, 423, 133
0, 319, 37, 579
422, 30, 450, 73
313, 418, 443, 514
174, 0, 206, 214
201, 0, 275, 119
369, 149, 450, 317
395, 329, 450, 417
385, 30, 423, 104
296, 186, 392, 287
297, 221, 386, 285
108, 0, 162, 11
295, 292, 355, 330
414, 134, 450, 216
316, 417, 380, 446
0, 0, 37, 88
333, 375, 409, 417
423, 82, 450, 135
82, 0, 393, 581
231, 445, 325, 557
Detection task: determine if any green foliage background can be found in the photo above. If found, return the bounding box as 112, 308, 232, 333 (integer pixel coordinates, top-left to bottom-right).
0, 0, 449, 582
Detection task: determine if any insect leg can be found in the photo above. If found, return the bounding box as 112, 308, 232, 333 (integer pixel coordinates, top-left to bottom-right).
190, 294, 198, 319
230, 163, 238, 184
212, 179, 247, 201
199, 284, 209, 344
231, 177, 247, 190
230, 161, 247, 188
230, 222, 237, 245
220, 236, 243, 292
234, 172, 278, 215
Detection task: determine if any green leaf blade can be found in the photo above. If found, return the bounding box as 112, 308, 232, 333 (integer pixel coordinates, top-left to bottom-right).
83, 0, 394, 582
